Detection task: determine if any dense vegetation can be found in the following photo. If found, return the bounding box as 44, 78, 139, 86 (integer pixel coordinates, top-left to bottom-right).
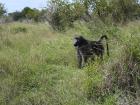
0, 0, 140, 29
0, 0, 140, 105
0, 20, 140, 105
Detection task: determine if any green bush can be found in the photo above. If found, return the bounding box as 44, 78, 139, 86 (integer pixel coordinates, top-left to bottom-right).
13, 27, 27, 33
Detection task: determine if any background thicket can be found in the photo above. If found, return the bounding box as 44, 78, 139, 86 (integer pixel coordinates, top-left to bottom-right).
0, 0, 140, 105
0, 0, 140, 29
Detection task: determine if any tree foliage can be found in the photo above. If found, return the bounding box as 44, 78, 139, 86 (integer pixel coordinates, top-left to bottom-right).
110, 0, 140, 22
49, 0, 140, 30
9, 11, 22, 21
6, 0, 140, 30
9, 7, 40, 22
0, 3, 6, 17
45, 0, 85, 30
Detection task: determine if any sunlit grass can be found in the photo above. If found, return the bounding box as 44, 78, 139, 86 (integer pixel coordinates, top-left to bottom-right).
0, 20, 140, 105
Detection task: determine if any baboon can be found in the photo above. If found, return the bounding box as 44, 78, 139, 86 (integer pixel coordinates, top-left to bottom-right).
74, 35, 109, 68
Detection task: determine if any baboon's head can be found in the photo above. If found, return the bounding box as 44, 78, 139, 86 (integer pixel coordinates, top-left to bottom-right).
73, 36, 88, 47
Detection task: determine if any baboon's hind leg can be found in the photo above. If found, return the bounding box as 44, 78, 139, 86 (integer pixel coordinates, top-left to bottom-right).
78, 55, 82, 68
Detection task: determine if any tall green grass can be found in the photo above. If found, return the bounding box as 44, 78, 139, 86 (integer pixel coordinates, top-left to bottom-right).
0, 20, 140, 105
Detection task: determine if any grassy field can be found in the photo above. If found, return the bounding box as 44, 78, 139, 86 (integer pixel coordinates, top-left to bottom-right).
0, 20, 140, 105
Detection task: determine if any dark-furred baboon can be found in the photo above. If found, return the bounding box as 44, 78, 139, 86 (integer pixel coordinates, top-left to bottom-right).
74, 35, 109, 68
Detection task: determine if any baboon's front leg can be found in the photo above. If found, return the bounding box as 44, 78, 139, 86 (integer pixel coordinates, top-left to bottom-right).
100, 54, 103, 60
81, 54, 86, 68
77, 50, 82, 68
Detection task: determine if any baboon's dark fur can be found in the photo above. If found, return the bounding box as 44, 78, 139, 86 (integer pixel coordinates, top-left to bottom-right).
74, 35, 109, 68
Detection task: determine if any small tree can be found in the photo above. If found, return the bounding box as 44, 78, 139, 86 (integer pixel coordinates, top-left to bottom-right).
9, 11, 22, 21
0, 3, 6, 17
110, 0, 140, 22
21, 7, 40, 21
46, 0, 86, 30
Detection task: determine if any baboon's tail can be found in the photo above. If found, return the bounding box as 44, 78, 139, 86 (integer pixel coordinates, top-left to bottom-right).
99, 35, 109, 56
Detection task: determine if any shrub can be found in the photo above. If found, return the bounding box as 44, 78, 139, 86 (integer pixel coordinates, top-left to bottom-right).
13, 27, 27, 33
